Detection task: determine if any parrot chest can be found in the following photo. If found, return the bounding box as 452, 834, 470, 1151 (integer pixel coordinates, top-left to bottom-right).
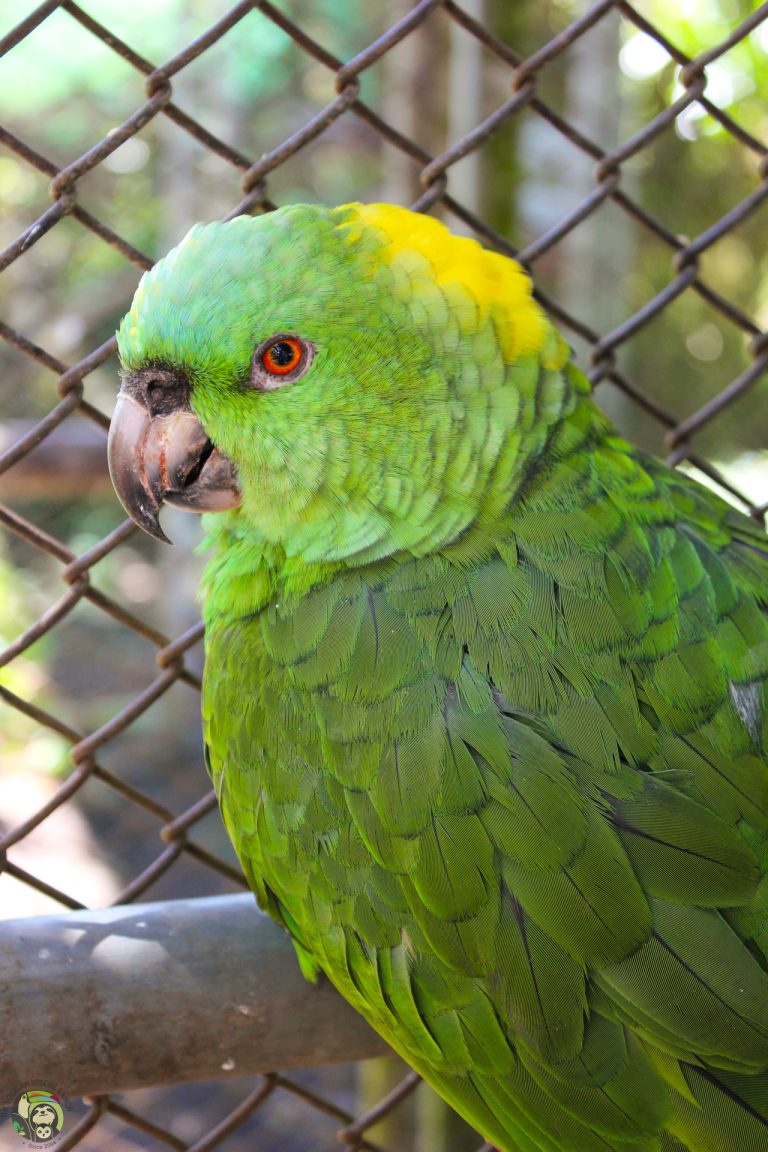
202, 570, 450, 959
200, 529, 768, 1152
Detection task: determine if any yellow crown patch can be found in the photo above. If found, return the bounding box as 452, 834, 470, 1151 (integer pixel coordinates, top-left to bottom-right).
342, 203, 565, 368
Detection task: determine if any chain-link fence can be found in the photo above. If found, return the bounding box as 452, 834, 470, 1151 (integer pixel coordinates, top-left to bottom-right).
1, 0, 767, 1149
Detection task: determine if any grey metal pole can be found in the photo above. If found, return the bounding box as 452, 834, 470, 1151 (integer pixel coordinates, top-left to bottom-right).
0, 894, 389, 1104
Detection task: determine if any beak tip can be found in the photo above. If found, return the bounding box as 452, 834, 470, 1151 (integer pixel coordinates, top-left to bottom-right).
130, 502, 173, 545
146, 521, 173, 546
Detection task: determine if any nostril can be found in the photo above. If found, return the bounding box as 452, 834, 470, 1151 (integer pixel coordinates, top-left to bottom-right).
145, 379, 159, 409
124, 366, 190, 416
145, 376, 174, 417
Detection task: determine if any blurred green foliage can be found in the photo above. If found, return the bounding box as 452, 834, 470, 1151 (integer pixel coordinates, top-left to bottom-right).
612, 0, 768, 463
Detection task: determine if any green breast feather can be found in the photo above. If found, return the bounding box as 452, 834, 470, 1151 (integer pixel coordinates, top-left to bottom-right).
112, 202, 768, 1152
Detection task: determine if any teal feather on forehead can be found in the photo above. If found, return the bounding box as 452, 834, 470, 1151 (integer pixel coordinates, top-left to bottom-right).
117, 206, 368, 380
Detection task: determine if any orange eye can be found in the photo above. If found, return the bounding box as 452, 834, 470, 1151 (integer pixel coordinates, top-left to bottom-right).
261, 338, 303, 376
249, 333, 315, 391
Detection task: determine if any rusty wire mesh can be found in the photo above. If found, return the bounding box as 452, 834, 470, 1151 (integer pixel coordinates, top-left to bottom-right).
1, 0, 767, 1149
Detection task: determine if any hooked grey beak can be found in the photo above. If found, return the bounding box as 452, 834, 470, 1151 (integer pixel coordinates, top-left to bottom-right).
107, 368, 240, 543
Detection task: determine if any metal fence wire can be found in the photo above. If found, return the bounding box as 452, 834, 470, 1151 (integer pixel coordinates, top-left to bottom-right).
1, 0, 767, 1149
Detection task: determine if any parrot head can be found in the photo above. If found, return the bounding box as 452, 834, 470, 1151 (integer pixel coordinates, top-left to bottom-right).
110, 203, 567, 564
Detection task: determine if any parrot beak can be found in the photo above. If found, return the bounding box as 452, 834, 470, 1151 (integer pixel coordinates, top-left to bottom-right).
108, 370, 241, 544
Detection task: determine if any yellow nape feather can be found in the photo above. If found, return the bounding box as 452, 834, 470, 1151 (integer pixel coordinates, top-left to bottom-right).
345, 203, 566, 367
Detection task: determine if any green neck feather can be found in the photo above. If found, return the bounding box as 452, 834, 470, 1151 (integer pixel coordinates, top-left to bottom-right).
201, 360, 599, 625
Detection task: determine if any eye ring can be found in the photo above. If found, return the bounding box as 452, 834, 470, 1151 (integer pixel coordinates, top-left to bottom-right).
250, 333, 315, 391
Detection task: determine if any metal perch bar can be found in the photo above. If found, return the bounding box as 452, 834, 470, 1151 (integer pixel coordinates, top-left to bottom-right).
0, 894, 389, 1104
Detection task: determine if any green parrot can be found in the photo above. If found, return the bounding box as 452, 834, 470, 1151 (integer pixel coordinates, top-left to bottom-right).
108, 202, 768, 1152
